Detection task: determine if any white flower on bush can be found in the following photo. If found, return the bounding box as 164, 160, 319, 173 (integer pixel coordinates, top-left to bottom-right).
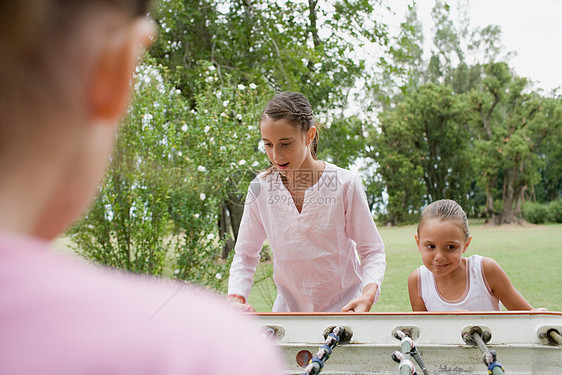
205, 76, 213, 83
216, 91, 222, 98
204, 125, 210, 133
252, 161, 259, 167
222, 100, 230, 107
220, 112, 227, 117
238, 159, 247, 166
200, 193, 206, 200
142, 113, 153, 126
215, 273, 222, 280
236, 114, 243, 120
197, 165, 206, 172
210, 137, 215, 144
248, 125, 255, 131
207, 233, 215, 240
208, 65, 215, 71
181, 124, 188, 132
194, 213, 200, 218
177, 151, 182, 157
174, 269, 180, 275
237, 84, 245, 90
249, 83, 257, 90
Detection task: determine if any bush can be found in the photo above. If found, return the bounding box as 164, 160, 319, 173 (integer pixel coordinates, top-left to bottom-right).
521, 201, 553, 224
548, 198, 562, 223
68, 60, 271, 292
68, 62, 185, 276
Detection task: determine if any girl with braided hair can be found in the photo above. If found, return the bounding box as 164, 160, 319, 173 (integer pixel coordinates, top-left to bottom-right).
228, 92, 386, 312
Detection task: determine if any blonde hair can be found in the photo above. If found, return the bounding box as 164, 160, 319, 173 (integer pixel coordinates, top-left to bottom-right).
417, 199, 470, 240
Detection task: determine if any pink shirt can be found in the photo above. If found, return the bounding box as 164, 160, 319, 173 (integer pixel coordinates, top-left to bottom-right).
0, 233, 285, 375
228, 162, 386, 312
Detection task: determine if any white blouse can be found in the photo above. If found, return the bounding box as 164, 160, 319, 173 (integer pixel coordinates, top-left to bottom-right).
228, 162, 386, 312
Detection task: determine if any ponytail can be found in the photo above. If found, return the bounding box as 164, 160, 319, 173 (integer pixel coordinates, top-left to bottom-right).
260, 92, 321, 159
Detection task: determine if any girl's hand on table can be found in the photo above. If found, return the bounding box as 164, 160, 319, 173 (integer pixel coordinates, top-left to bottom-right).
341, 284, 378, 312
227, 294, 256, 312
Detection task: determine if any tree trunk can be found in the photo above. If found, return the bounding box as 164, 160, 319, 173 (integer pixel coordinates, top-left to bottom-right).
308, 0, 320, 49
219, 205, 235, 259
514, 183, 527, 217
219, 199, 246, 259
491, 167, 524, 225
484, 174, 497, 218
226, 200, 244, 241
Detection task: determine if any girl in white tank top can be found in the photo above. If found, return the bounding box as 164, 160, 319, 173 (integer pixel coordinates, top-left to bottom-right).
408, 199, 541, 312
417, 254, 499, 311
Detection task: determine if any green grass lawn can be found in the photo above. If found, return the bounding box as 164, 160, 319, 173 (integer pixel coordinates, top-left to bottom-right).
248, 222, 562, 312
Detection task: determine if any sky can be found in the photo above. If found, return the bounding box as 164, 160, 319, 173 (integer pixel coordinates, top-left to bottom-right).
388, 0, 562, 94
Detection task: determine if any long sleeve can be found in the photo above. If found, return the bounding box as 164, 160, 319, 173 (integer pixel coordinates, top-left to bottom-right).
344, 175, 386, 303
227, 185, 267, 300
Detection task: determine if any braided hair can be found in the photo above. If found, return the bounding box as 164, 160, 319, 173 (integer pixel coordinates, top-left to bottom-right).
260, 92, 320, 158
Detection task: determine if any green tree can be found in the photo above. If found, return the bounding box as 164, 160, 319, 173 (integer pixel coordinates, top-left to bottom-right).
533, 96, 562, 202
429, 0, 464, 82
374, 2, 425, 109
469, 62, 555, 223
366, 0, 560, 226
370, 83, 473, 223
150, 0, 388, 109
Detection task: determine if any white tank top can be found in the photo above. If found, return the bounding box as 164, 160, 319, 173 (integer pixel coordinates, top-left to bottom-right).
418, 254, 500, 311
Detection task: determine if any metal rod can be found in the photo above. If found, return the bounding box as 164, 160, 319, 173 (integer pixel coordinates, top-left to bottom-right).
549, 330, 562, 346
410, 351, 429, 375
472, 332, 489, 354
469, 332, 505, 375
300, 326, 344, 375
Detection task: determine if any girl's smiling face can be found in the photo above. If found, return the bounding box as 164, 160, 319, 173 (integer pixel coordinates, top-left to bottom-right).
415, 219, 472, 278
260, 117, 316, 177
